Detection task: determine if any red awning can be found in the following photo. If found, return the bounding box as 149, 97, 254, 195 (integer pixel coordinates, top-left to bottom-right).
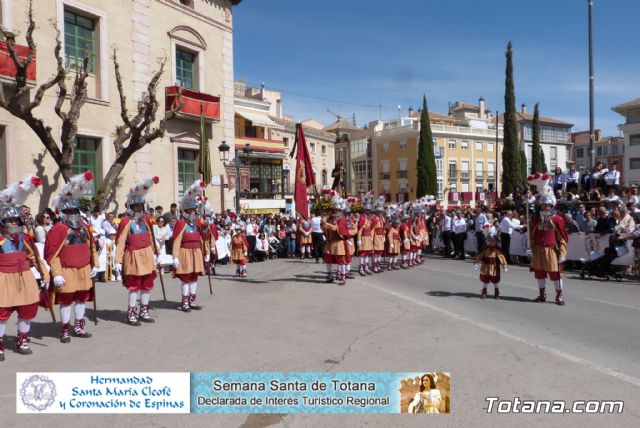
165, 86, 220, 120
0, 41, 36, 81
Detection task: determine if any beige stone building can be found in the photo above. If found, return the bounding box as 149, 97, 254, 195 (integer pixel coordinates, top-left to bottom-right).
232, 81, 335, 215
0, 0, 239, 212
373, 99, 504, 206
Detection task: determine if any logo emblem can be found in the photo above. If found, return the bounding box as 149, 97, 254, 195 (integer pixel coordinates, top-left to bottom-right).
20, 375, 56, 412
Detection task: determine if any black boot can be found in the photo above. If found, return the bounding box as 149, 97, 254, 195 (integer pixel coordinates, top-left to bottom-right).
139, 304, 155, 323
127, 306, 141, 326
181, 295, 191, 313
189, 294, 202, 310
16, 332, 32, 355
533, 288, 546, 303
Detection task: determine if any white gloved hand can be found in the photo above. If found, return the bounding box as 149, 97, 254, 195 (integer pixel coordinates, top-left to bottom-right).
558, 257, 566, 264
244, 252, 248, 257
526, 249, 532, 257
474, 264, 479, 271
53, 275, 65, 288
357, 240, 362, 246
204, 255, 210, 263
115, 263, 122, 272
90, 267, 98, 278
390, 245, 394, 250
503, 267, 508, 273
173, 258, 180, 269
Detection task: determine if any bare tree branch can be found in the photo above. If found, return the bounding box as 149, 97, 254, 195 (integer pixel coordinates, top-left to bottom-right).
0, 0, 89, 182
113, 49, 131, 128
98, 57, 183, 209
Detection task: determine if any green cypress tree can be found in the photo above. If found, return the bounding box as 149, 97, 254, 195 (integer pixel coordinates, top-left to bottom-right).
501, 41, 522, 195
416, 95, 437, 197
530, 102, 547, 173
519, 150, 528, 191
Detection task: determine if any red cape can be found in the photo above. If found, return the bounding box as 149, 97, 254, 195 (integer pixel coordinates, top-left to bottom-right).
44, 223, 70, 263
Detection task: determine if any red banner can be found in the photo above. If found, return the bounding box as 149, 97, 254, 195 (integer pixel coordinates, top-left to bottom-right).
293, 123, 315, 220
0, 41, 36, 81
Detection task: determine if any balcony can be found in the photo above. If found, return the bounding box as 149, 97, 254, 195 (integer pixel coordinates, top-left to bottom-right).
235, 136, 285, 158
475, 171, 485, 178
448, 171, 458, 180
380, 172, 391, 180
165, 86, 220, 121
0, 41, 36, 83
460, 171, 470, 179
487, 172, 495, 179
397, 170, 408, 179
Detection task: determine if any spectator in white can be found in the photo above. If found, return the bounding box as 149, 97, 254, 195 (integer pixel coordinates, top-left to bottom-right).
34, 211, 52, 244
254, 233, 268, 262
604, 162, 620, 195
101, 212, 117, 237
564, 163, 580, 194
591, 161, 608, 190
615, 206, 635, 235
452, 212, 467, 260
604, 187, 621, 206
245, 216, 257, 261
440, 211, 453, 257
552, 167, 565, 192
152, 216, 171, 256
310, 212, 324, 262
89, 207, 105, 237
499, 211, 515, 263
626, 185, 640, 206
215, 228, 231, 265
474, 206, 488, 251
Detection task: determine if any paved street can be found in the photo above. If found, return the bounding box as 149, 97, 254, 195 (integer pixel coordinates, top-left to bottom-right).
2, 256, 640, 427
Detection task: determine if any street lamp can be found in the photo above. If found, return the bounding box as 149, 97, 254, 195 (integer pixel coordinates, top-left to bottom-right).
217, 141, 252, 214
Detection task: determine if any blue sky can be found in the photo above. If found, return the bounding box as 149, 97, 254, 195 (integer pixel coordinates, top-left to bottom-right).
233, 0, 640, 135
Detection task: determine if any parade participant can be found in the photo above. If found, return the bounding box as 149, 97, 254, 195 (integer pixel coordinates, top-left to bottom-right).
475, 225, 508, 299
114, 176, 160, 326
0, 175, 48, 360
399, 213, 412, 268
386, 217, 401, 270
357, 205, 374, 276
298, 219, 313, 259
45, 171, 98, 343
409, 206, 423, 266
527, 173, 569, 305
231, 226, 249, 278
371, 203, 386, 273
321, 194, 349, 285
345, 208, 359, 279
203, 204, 219, 275
172, 180, 209, 312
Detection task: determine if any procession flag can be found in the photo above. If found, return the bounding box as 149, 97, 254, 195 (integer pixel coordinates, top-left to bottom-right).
198, 105, 212, 184
292, 123, 315, 220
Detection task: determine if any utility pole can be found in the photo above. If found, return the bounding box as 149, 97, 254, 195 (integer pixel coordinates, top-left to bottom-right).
588, 0, 596, 169
495, 110, 500, 193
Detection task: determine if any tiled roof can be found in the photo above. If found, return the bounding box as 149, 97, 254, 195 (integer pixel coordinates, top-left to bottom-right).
492, 112, 573, 126
612, 98, 640, 114
322, 118, 362, 132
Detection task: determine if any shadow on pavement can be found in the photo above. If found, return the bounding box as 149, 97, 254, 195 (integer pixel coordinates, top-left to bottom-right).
426, 290, 533, 303
26, 321, 60, 340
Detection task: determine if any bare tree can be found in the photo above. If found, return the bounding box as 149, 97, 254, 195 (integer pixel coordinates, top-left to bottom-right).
96, 50, 181, 209
0, 0, 89, 182
0, 1, 181, 209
